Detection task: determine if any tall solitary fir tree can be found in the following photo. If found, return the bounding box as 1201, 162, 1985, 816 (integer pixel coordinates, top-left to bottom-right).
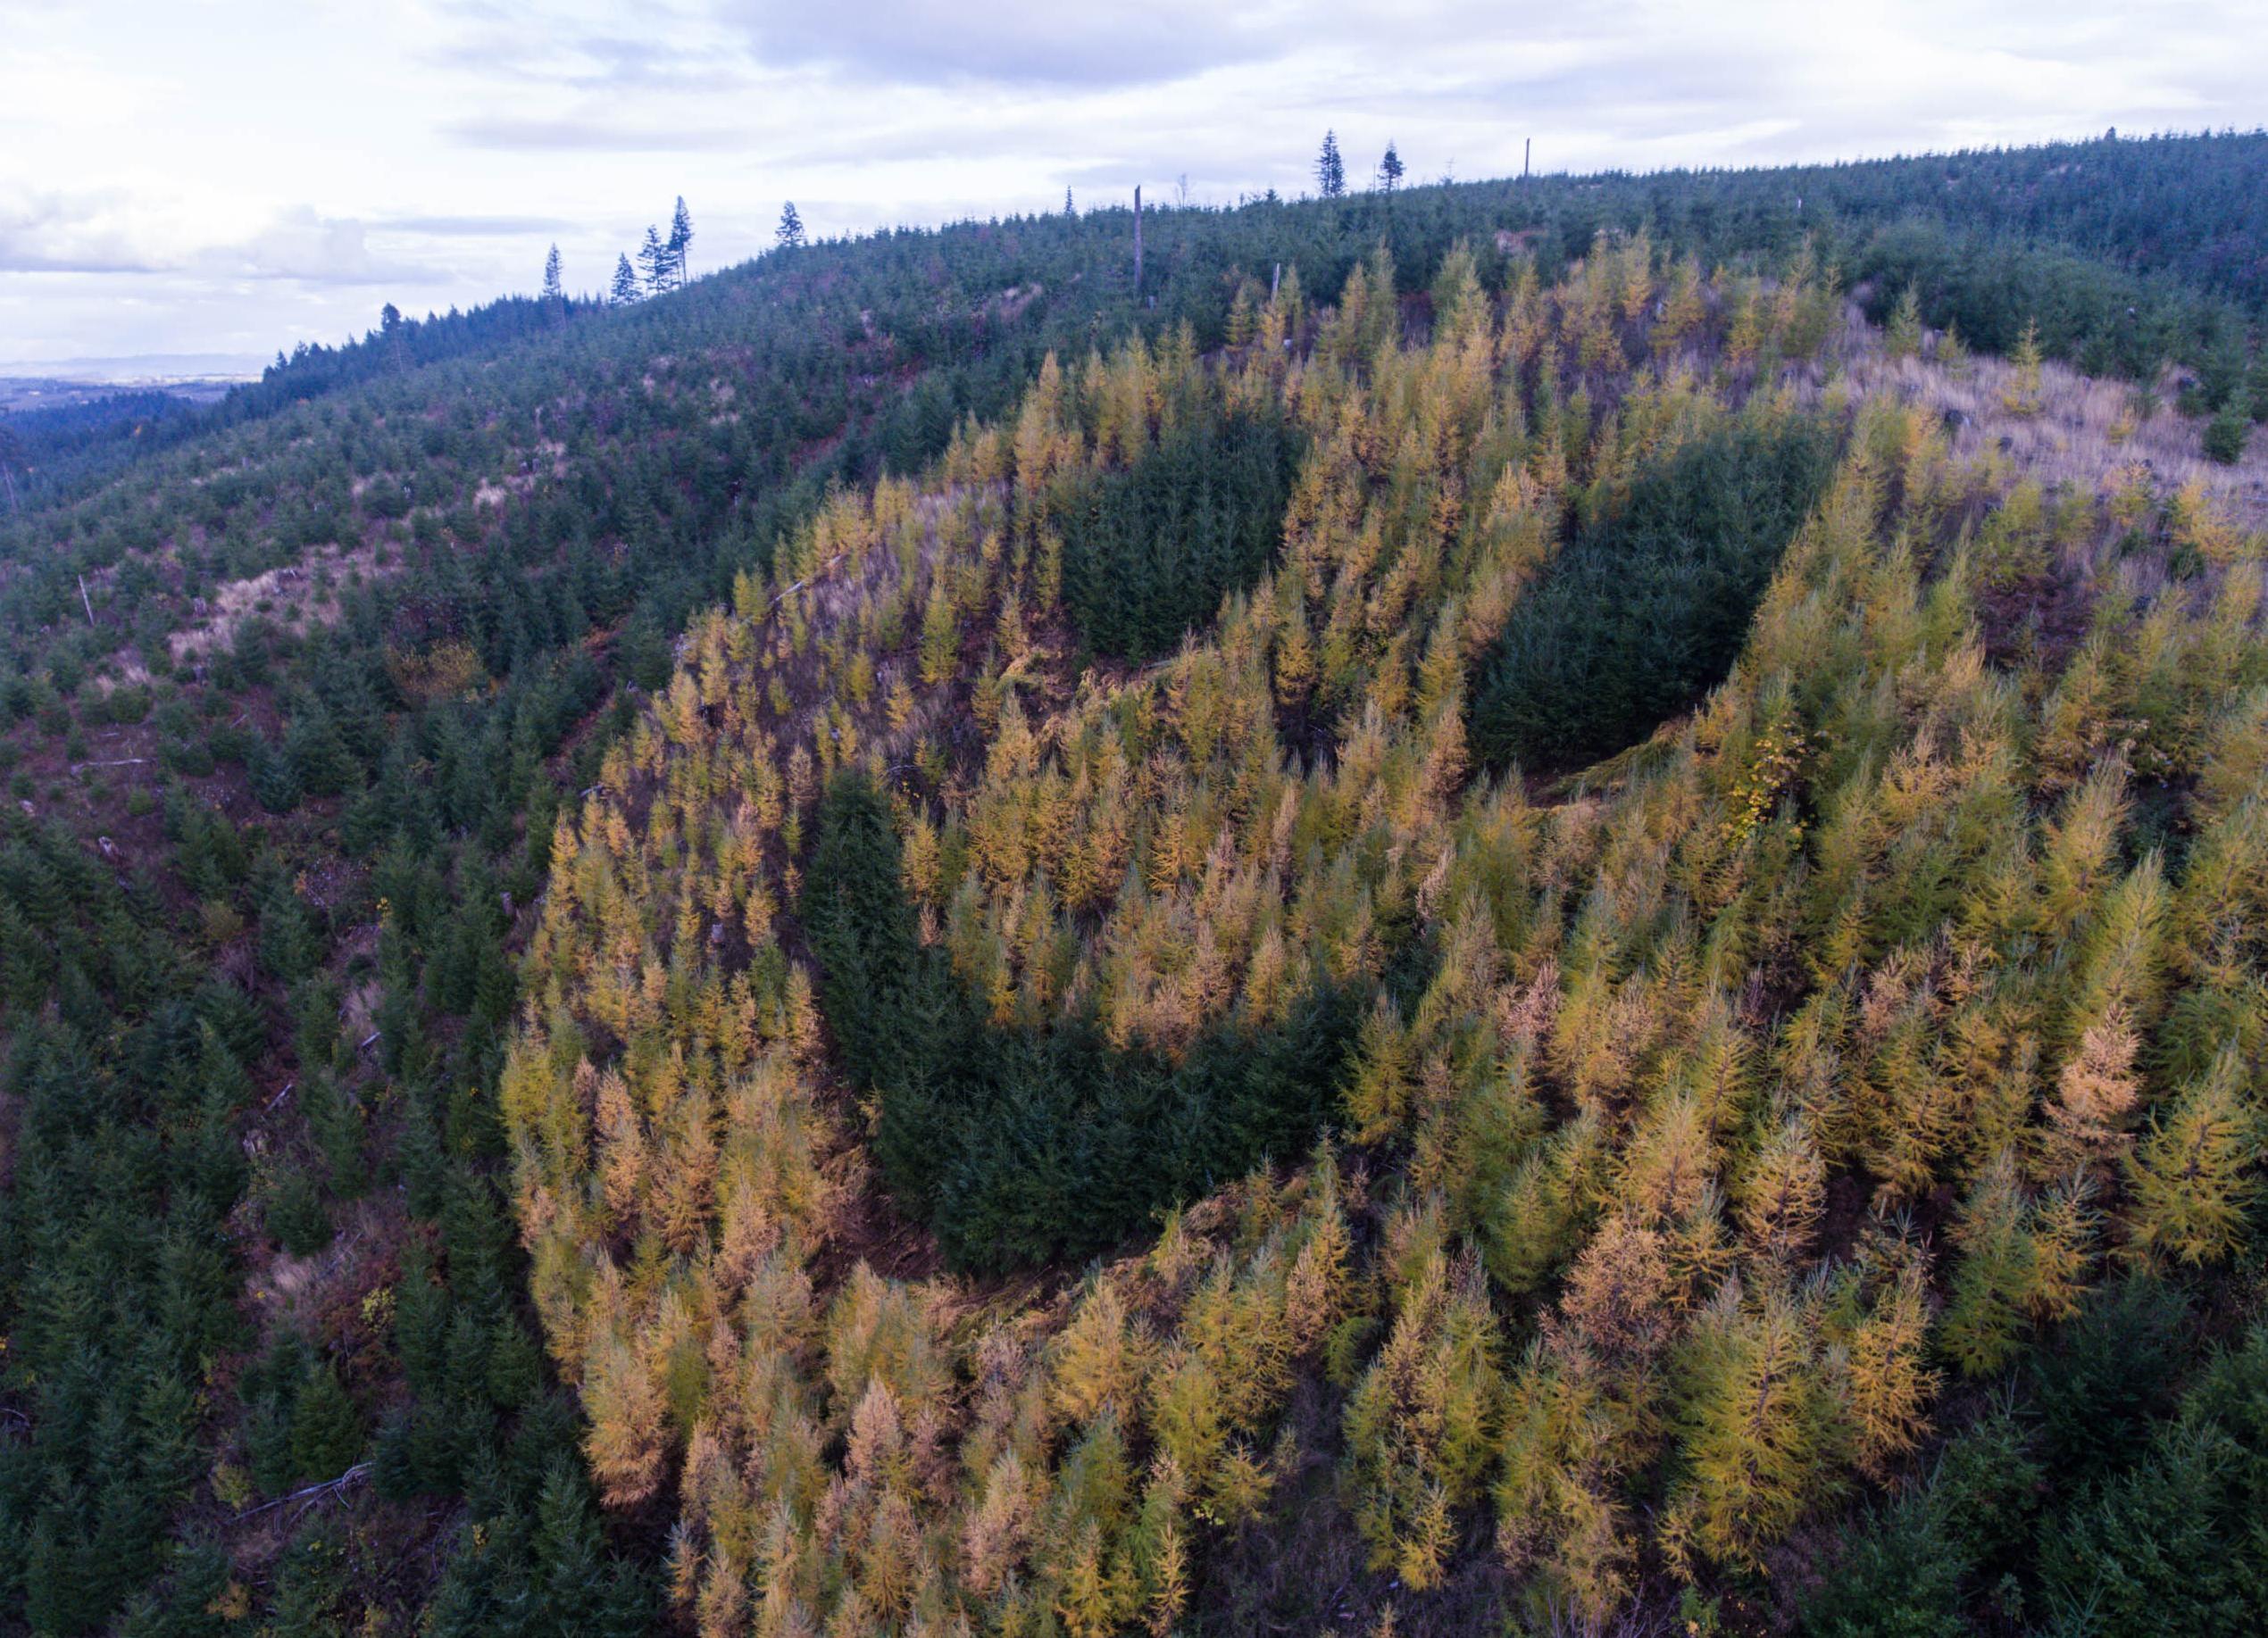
1316, 130, 1347, 198
609, 254, 640, 306
776, 201, 806, 250
541, 244, 564, 303
637, 225, 669, 295
1377, 141, 1405, 194
665, 196, 693, 286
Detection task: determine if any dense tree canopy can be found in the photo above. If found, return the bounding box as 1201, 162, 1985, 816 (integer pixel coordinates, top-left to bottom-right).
1, 129, 2265, 1635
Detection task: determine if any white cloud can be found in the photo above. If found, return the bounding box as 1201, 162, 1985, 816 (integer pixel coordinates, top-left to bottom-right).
219, 208, 444, 285
0, 188, 171, 275
724, 0, 1296, 87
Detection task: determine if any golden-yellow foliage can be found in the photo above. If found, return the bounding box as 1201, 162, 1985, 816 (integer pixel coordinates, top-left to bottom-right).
496, 249, 2268, 1631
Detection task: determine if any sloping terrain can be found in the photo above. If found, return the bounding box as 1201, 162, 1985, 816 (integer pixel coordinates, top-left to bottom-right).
504, 242, 2268, 1633
0, 133, 2264, 1635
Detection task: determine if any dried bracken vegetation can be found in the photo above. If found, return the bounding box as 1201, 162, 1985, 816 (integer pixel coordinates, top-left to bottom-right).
1827, 310, 2268, 530
167, 541, 387, 663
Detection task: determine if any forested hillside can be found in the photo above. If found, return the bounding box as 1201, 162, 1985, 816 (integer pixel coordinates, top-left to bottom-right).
1, 130, 2265, 1636
501, 232, 2268, 1635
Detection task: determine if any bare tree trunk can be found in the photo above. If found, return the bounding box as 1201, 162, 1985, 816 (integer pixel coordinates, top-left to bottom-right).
234, 1462, 371, 1520
1524, 137, 1531, 179
1270, 262, 1281, 303
1133, 186, 1144, 291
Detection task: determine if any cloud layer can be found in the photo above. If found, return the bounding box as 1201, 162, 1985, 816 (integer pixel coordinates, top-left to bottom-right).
727, 0, 1290, 87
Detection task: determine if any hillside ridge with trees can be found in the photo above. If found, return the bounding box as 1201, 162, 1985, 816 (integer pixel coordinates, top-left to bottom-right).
0, 131, 2265, 1635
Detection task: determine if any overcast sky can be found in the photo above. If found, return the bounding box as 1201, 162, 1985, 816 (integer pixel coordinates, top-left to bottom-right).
2, 0, 2261, 374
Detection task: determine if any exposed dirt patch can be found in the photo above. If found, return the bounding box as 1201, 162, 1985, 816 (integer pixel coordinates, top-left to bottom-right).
990, 282, 1045, 323
1191, 1376, 1529, 1637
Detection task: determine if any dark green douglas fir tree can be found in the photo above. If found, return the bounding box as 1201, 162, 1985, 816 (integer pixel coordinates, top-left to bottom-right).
666, 196, 694, 284
249, 734, 303, 812
636, 225, 669, 295
287, 1364, 365, 1480
420, 1454, 653, 1638
801, 771, 921, 1099
1378, 140, 1405, 194
1316, 129, 1347, 198
2205, 401, 2251, 463
1469, 412, 1839, 773
1805, 1292, 2268, 1638
806, 772, 1358, 1271
1049, 408, 1302, 661
0, 822, 259, 1636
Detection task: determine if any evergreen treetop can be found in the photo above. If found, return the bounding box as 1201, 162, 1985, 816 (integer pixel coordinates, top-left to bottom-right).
636, 225, 669, 295
1316, 129, 1347, 198
665, 195, 693, 284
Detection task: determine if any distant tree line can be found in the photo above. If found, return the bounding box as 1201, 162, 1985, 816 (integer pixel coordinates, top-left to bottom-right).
24, 129, 2268, 515
610, 196, 695, 305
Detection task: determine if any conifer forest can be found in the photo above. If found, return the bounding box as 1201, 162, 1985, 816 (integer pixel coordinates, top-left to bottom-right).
4, 122, 2268, 1636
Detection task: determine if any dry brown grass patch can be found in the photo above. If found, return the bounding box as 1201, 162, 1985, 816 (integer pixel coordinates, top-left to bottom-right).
169, 542, 386, 663
1824, 303, 2268, 530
